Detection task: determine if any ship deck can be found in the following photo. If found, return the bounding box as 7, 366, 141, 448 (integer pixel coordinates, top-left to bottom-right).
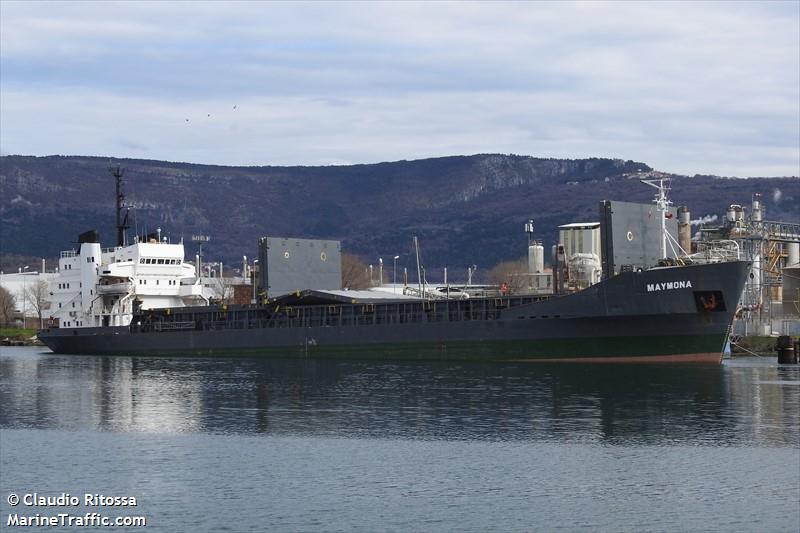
135, 292, 554, 334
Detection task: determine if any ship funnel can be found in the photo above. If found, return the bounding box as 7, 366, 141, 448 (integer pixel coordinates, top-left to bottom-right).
78, 230, 100, 244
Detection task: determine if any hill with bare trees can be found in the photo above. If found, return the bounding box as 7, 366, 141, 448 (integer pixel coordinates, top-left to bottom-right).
2, 154, 798, 280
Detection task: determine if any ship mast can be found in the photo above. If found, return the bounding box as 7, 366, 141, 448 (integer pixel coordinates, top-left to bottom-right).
414, 235, 423, 298
111, 166, 130, 247
640, 178, 671, 259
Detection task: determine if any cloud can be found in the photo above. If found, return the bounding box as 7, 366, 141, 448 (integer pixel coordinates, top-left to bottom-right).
119, 139, 148, 152
1, 1, 798, 176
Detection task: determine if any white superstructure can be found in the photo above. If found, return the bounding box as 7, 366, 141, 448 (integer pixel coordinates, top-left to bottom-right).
49, 234, 210, 328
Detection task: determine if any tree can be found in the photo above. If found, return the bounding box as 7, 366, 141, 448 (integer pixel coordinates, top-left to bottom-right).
0, 286, 15, 326
486, 257, 530, 294
341, 253, 370, 290
210, 276, 235, 305
24, 279, 50, 328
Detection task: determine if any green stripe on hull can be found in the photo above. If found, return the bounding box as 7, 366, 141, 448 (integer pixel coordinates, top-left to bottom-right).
123, 333, 727, 361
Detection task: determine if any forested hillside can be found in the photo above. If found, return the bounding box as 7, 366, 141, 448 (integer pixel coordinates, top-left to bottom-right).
2, 154, 798, 278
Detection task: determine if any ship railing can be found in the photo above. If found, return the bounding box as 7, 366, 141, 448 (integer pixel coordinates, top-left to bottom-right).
140, 295, 552, 333
60, 250, 78, 258
152, 321, 195, 332
688, 241, 741, 264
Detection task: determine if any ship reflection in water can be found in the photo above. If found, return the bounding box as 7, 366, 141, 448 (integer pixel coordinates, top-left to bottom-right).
1, 348, 798, 448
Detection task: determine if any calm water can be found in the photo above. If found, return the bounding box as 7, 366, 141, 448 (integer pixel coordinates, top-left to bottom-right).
1, 346, 798, 532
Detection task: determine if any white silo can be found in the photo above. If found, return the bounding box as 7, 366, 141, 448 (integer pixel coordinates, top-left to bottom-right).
787, 242, 800, 268
751, 194, 763, 222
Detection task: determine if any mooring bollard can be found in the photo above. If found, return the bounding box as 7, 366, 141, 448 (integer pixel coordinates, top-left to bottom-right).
776, 336, 798, 364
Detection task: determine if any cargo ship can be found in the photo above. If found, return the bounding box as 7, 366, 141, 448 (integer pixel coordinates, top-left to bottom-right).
37, 172, 750, 362
39, 259, 748, 362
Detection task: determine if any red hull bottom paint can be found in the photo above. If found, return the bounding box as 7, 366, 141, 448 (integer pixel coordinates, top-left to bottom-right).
511, 353, 723, 364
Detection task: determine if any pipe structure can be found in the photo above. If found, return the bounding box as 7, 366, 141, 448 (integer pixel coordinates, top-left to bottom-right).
678, 206, 691, 255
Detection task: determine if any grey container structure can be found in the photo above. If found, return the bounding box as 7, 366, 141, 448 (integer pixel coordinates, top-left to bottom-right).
258, 237, 341, 298
600, 200, 679, 277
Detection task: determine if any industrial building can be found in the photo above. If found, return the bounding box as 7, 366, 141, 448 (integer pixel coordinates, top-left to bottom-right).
522, 188, 799, 337
693, 195, 800, 336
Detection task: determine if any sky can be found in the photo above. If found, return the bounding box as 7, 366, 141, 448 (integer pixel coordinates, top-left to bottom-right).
1, 0, 798, 177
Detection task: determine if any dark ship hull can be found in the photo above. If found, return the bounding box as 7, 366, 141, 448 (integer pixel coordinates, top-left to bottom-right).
39, 261, 750, 363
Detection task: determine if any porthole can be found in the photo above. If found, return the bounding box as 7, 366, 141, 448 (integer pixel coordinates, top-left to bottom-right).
626, 231, 634, 241
320, 252, 327, 262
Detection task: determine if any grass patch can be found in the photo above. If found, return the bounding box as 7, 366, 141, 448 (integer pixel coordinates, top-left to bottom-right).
0, 327, 37, 340
732, 335, 779, 354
